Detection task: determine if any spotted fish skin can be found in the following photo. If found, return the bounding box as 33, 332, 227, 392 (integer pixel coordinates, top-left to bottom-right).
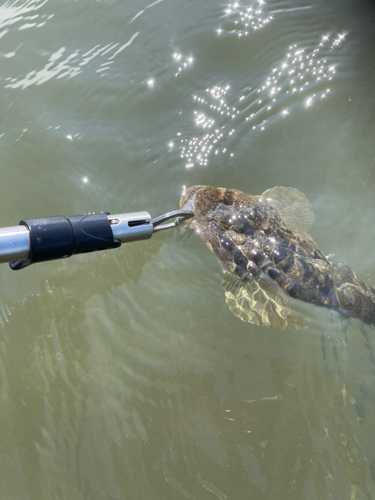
180, 185, 375, 328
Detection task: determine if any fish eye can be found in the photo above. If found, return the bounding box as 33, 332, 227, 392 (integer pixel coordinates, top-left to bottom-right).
219, 197, 228, 205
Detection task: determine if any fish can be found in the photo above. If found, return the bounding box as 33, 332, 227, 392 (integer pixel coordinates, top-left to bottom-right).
180, 185, 375, 330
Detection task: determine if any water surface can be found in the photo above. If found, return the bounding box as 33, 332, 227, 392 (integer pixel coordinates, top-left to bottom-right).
0, 0, 375, 498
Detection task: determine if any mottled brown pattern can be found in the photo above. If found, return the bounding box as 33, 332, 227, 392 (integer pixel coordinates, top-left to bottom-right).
180, 185, 375, 328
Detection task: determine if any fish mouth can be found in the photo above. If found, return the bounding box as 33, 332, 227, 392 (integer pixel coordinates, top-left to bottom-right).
179, 185, 206, 212
179, 185, 206, 229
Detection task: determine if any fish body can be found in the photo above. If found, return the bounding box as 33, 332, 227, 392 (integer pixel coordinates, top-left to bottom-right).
180, 185, 375, 330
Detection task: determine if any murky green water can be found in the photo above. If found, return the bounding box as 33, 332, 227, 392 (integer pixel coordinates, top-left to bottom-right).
0, 0, 375, 498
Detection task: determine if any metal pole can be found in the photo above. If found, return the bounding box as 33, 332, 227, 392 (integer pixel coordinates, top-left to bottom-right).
0, 226, 30, 263
0, 212, 153, 266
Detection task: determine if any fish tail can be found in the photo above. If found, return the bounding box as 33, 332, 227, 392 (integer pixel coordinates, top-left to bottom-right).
332, 261, 375, 326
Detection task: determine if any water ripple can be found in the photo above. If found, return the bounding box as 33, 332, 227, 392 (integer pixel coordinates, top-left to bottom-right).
5, 32, 140, 89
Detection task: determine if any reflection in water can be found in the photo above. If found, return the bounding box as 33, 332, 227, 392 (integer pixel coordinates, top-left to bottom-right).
218, 0, 273, 37
173, 52, 194, 77
174, 34, 346, 168
5, 32, 140, 89
0, 0, 51, 34
144, 51, 195, 91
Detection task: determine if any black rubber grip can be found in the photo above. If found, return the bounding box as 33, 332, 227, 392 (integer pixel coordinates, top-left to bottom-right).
9, 212, 121, 270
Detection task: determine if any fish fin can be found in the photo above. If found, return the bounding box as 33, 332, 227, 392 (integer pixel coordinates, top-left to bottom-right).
222, 270, 308, 330
261, 186, 315, 233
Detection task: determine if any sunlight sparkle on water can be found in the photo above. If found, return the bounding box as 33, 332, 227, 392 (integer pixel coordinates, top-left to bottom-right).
170, 34, 345, 168
218, 0, 273, 36
331, 33, 346, 48
173, 52, 194, 76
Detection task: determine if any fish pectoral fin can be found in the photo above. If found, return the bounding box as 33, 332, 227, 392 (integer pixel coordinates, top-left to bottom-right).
261, 186, 315, 233
222, 270, 308, 330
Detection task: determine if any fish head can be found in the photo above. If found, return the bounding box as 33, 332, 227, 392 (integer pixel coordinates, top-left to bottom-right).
179, 185, 262, 268
179, 185, 263, 233
180, 185, 254, 211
